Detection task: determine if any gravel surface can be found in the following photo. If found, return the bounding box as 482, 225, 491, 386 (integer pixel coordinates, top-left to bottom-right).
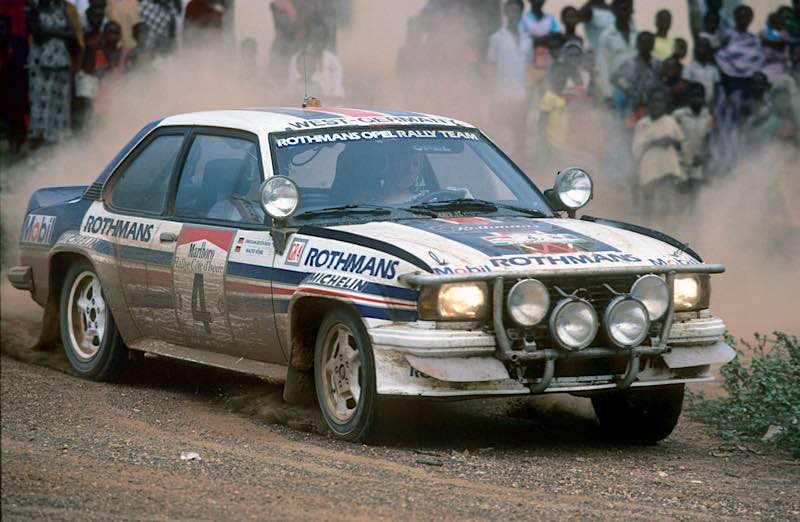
2, 317, 799, 521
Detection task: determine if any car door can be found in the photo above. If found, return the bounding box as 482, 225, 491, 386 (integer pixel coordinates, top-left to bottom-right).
169, 129, 283, 362
101, 127, 188, 343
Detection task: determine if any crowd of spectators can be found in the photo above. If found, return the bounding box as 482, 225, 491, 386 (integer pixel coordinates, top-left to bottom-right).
1, 0, 799, 220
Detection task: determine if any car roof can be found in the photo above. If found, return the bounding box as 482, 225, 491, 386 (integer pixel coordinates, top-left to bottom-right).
158, 107, 475, 135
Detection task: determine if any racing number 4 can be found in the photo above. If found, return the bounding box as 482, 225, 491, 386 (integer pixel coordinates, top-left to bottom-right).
191, 273, 212, 333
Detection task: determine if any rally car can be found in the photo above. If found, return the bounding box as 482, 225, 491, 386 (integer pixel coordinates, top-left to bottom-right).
9, 107, 734, 442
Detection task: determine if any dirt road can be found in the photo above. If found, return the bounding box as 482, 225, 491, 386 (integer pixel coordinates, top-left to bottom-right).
1, 317, 798, 521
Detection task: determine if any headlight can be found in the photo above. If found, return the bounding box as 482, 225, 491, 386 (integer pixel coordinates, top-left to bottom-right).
418, 282, 488, 321
630, 274, 669, 320
604, 296, 650, 348
549, 297, 598, 351
506, 279, 550, 327
673, 274, 710, 311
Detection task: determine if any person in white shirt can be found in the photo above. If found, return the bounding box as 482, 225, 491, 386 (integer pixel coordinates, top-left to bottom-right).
579, 0, 614, 51
488, 0, 532, 156
519, 0, 559, 74
673, 83, 713, 214
288, 18, 344, 101
595, 0, 637, 101
682, 37, 720, 106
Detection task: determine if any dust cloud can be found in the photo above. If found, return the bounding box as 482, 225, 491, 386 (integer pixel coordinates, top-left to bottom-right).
1, 0, 798, 347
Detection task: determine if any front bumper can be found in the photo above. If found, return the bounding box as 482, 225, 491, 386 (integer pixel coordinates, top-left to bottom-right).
370, 305, 734, 398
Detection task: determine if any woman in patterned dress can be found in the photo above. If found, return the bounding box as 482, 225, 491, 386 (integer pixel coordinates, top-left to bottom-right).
27, 0, 82, 145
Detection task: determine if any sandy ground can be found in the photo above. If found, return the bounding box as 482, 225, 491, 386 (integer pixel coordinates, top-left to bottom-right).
1, 312, 799, 521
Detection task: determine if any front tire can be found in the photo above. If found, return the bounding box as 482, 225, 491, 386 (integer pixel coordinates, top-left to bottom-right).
59, 260, 127, 381
314, 308, 378, 442
591, 384, 685, 444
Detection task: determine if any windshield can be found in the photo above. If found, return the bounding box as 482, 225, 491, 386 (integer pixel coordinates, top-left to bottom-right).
269, 126, 553, 221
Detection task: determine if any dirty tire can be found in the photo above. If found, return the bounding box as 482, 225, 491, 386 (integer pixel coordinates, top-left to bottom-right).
591, 384, 685, 444
59, 260, 127, 381
314, 308, 378, 442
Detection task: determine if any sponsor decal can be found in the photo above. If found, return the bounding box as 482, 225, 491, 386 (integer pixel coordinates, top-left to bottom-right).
490, 253, 642, 267
275, 128, 479, 148
305, 272, 369, 292
433, 264, 493, 275
285, 238, 308, 266
284, 115, 462, 130
174, 228, 233, 274
304, 247, 400, 280
649, 257, 701, 266
21, 214, 57, 244
83, 215, 154, 242
402, 217, 618, 257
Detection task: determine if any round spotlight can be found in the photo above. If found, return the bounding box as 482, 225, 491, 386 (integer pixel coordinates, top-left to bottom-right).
604, 296, 650, 348
630, 275, 669, 320
260, 176, 300, 219
554, 167, 593, 210
507, 279, 550, 327
549, 298, 598, 351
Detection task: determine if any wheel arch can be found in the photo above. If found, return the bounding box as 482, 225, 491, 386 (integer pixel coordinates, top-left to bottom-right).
36, 251, 96, 349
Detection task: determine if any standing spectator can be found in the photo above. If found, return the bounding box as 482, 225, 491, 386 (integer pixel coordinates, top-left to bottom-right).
287, 18, 344, 102
578, 0, 614, 51
92, 20, 124, 118
632, 88, 686, 219
661, 57, 691, 111
487, 0, 532, 158
699, 9, 722, 49
124, 21, 152, 71
519, 0, 559, 75
785, 1, 800, 53
761, 11, 791, 82
0, 12, 28, 152
73, 5, 104, 130
673, 37, 688, 62
268, 0, 301, 84
106, 0, 140, 51
27, 0, 84, 146
139, 0, 178, 55
560, 6, 583, 48
716, 5, 764, 96
610, 31, 659, 120
595, 0, 637, 101
652, 9, 675, 61
673, 82, 713, 209
184, 0, 225, 44
537, 65, 570, 165
683, 36, 720, 106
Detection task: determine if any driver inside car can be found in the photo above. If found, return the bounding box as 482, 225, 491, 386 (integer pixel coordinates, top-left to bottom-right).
378, 147, 426, 204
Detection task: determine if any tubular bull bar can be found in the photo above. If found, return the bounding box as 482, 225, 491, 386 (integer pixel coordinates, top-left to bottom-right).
399, 263, 726, 391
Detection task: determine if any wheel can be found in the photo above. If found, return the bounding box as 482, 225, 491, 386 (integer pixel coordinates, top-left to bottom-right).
59, 260, 127, 381
314, 308, 378, 442
591, 384, 685, 444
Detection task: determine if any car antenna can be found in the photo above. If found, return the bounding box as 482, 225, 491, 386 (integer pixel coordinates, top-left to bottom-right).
300, 47, 322, 108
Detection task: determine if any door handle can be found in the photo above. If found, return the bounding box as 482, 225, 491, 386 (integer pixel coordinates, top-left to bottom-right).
159, 232, 177, 243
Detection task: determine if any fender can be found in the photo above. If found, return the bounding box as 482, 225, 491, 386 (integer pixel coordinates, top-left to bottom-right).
580, 215, 703, 261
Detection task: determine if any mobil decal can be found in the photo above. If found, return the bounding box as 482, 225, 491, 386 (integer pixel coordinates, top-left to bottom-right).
83, 214, 154, 243
649, 257, 701, 266
401, 217, 618, 256
174, 227, 234, 274
21, 214, 57, 245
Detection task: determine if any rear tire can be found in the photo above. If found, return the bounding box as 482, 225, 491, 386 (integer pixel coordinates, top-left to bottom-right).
59, 260, 127, 381
314, 308, 378, 442
591, 384, 685, 444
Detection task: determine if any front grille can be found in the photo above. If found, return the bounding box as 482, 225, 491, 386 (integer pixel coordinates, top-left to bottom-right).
504, 275, 660, 349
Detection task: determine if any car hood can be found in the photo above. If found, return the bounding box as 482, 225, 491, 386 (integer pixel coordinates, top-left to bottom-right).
326, 216, 700, 274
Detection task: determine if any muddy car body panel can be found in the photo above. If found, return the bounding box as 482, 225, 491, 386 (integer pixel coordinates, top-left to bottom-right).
9, 107, 734, 432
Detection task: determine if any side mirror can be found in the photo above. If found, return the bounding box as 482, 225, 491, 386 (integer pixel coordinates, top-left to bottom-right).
259, 176, 300, 221
547, 167, 593, 218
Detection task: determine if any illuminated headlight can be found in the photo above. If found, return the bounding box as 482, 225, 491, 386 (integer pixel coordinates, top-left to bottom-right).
506, 279, 550, 327
673, 274, 710, 311
630, 274, 669, 320
604, 296, 650, 348
419, 282, 488, 321
549, 298, 598, 351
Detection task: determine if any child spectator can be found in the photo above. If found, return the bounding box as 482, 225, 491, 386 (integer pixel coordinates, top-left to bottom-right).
124, 21, 151, 71
632, 88, 686, 219
673, 82, 713, 204
488, 0, 532, 157
579, 0, 614, 51
537, 64, 569, 165
519, 0, 560, 68
653, 9, 674, 60
700, 9, 722, 50
92, 20, 124, 117
611, 31, 659, 120
683, 37, 720, 106
73, 5, 104, 129
560, 6, 583, 48
673, 37, 688, 63
716, 5, 765, 96
595, 0, 637, 101
661, 56, 691, 111
760, 11, 791, 82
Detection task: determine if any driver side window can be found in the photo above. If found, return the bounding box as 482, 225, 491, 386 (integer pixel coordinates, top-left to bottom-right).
174, 133, 264, 224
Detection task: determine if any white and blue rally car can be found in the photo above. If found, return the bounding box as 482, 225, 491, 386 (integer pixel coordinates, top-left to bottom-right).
9, 107, 734, 442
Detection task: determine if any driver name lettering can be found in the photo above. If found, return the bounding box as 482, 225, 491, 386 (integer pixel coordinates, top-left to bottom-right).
304, 247, 400, 279
275, 129, 479, 148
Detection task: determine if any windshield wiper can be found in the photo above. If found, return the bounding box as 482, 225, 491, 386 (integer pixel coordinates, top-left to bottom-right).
410, 198, 548, 217
294, 204, 392, 220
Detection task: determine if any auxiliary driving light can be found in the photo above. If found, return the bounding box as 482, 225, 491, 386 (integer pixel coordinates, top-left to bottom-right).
506, 279, 550, 327
630, 274, 669, 320
604, 296, 650, 349
549, 297, 598, 351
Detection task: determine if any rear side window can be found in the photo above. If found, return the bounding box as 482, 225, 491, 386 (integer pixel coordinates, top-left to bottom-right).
110, 134, 184, 214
